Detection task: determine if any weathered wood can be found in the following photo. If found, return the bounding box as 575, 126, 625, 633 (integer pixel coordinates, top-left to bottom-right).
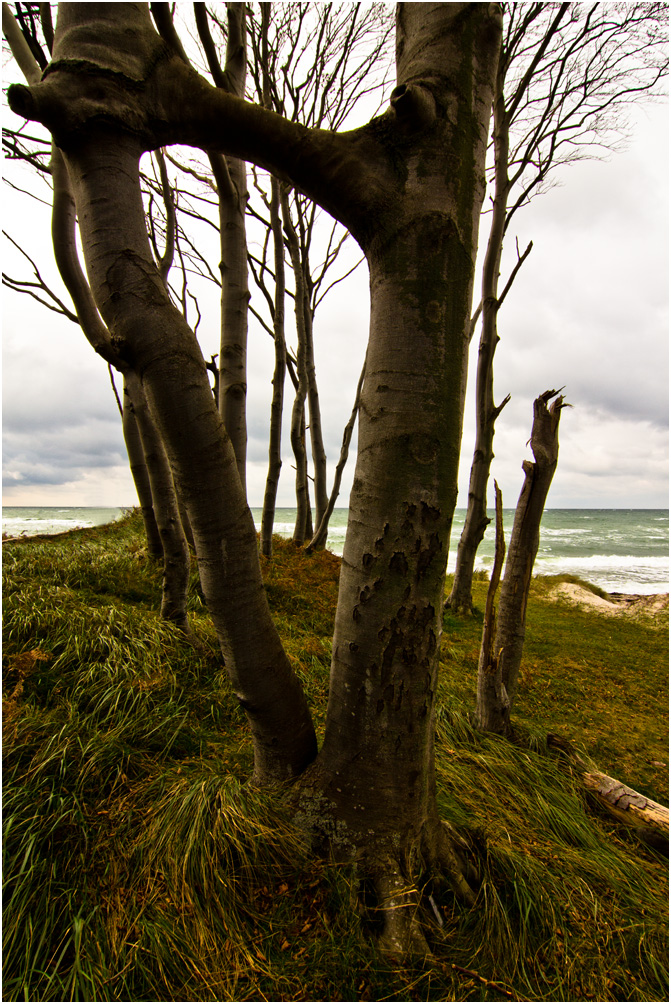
548, 734, 669, 853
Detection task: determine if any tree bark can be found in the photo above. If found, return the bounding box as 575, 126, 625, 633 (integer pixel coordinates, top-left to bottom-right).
260, 175, 287, 558
475, 481, 507, 728
124, 371, 191, 630
479, 389, 566, 735
547, 734, 669, 854
448, 54, 511, 615
122, 378, 163, 559
53, 121, 316, 781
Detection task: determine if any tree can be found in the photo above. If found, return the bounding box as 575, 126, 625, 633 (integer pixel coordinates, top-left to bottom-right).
476, 390, 567, 736
448, 0, 668, 614
6, 0, 500, 952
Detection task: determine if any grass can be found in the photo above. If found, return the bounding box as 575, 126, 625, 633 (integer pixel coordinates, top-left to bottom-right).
2, 510, 668, 1001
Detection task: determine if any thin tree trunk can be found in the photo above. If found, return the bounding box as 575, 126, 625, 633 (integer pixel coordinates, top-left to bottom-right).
448, 59, 511, 615
260, 175, 286, 558
307, 349, 366, 553
215, 151, 249, 493
481, 389, 567, 735
125, 371, 191, 630
475, 481, 507, 728
122, 378, 163, 559
302, 266, 328, 533
281, 189, 312, 545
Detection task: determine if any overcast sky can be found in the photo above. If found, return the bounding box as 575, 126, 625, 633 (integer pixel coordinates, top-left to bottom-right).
2, 63, 668, 512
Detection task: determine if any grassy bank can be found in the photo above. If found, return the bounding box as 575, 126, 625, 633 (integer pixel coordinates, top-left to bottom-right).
3, 511, 668, 1002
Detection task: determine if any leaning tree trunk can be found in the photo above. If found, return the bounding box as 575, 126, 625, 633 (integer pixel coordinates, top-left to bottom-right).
478, 389, 567, 735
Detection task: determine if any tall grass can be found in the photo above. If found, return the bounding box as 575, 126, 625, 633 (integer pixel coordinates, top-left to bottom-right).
3, 512, 668, 1001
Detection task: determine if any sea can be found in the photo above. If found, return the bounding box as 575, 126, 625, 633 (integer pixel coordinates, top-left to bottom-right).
2, 506, 668, 596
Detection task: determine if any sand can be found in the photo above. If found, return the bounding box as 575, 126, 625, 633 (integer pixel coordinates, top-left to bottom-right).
547, 583, 669, 620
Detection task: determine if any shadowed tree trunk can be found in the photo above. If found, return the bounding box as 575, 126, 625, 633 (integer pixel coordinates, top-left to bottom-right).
124, 371, 191, 630
122, 378, 163, 559
477, 389, 567, 735
8, 0, 500, 950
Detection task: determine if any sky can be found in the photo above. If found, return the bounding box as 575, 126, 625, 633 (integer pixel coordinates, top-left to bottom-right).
2, 29, 669, 512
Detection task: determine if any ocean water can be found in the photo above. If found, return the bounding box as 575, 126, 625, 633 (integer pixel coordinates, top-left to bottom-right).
3, 506, 668, 595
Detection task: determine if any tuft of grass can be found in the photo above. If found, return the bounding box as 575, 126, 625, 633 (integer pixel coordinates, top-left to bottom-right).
3, 512, 668, 1001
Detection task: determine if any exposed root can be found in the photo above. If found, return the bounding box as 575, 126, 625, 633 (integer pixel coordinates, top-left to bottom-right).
371, 857, 431, 956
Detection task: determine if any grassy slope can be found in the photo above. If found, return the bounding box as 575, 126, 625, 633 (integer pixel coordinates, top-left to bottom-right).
2, 511, 668, 1002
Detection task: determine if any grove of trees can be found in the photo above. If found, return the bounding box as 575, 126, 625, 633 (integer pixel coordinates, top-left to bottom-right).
2, 1, 668, 955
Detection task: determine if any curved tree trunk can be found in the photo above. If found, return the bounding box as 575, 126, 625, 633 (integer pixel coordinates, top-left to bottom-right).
62, 130, 317, 783
479, 390, 567, 735
122, 377, 163, 559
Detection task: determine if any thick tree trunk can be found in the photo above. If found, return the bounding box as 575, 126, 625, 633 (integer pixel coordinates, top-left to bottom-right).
124, 371, 191, 630
122, 378, 163, 559
302, 6, 500, 943
479, 390, 566, 734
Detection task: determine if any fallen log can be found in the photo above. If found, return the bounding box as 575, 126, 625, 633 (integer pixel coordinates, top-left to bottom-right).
547, 734, 669, 854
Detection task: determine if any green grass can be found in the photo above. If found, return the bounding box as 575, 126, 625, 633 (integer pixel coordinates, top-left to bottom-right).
3, 511, 668, 1001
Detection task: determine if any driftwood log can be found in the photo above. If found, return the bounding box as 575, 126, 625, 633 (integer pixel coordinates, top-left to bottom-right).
547, 734, 669, 854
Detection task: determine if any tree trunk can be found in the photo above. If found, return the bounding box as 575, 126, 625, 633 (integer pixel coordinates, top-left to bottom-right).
62, 130, 317, 783
124, 371, 191, 630
214, 154, 249, 494
282, 189, 312, 545
260, 175, 287, 558
307, 350, 367, 553
479, 389, 566, 734
475, 481, 508, 727
122, 378, 163, 559
448, 56, 511, 615
301, 5, 500, 945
